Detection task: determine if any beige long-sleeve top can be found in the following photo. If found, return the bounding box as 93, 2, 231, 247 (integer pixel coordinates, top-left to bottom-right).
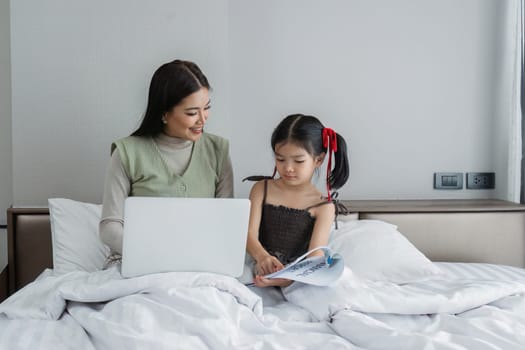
99, 133, 234, 254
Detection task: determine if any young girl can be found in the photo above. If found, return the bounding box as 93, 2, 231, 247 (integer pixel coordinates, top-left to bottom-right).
245, 114, 349, 288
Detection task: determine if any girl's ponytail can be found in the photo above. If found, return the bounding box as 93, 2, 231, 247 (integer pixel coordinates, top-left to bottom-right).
242, 167, 277, 183
329, 132, 349, 190
323, 128, 349, 200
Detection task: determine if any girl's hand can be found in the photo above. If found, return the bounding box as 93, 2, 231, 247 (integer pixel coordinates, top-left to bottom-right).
253, 275, 293, 288
255, 255, 284, 276
253, 256, 292, 288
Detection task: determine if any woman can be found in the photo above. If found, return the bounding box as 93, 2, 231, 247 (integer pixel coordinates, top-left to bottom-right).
100, 59, 234, 257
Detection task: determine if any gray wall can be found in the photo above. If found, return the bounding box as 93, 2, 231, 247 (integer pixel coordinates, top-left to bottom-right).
11, 0, 229, 205
8, 0, 516, 206
230, 0, 508, 200
0, 0, 12, 272
0, 0, 12, 225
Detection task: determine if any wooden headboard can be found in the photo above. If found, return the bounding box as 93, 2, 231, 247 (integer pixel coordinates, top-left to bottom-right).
5, 199, 525, 298
351, 200, 525, 269
7, 208, 52, 295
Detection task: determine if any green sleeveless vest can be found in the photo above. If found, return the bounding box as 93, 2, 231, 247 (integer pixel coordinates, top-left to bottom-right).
112, 133, 229, 198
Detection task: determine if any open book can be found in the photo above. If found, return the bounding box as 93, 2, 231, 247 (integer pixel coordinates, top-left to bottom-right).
249, 246, 345, 286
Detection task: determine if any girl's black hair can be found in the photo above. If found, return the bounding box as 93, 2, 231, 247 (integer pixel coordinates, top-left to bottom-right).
131, 59, 211, 137
244, 114, 350, 192
271, 114, 349, 190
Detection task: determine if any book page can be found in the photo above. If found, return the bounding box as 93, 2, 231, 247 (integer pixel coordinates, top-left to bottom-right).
264, 253, 345, 286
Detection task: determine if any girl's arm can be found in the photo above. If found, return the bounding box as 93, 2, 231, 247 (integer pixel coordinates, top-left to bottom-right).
307, 202, 336, 257
246, 181, 284, 274
246, 181, 292, 288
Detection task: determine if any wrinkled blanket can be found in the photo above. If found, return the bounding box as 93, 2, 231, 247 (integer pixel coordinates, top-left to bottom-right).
284, 268, 525, 349
0, 266, 351, 350
2, 265, 525, 350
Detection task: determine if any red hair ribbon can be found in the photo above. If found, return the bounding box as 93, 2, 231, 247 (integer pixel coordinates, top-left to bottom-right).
322, 128, 338, 153
322, 128, 338, 201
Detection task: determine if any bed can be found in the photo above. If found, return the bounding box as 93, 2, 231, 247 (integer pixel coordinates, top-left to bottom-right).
1, 198, 525, 349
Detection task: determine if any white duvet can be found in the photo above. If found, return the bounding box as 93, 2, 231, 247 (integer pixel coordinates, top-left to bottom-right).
0, 266, 350, 350
284, 267, 525, 349
1, 264, 525, 350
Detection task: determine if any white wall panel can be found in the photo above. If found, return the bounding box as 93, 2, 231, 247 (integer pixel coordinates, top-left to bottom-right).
9, 0, 513, 205
0, 0, 12, 224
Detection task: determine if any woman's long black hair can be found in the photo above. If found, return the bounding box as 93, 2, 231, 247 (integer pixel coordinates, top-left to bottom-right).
131, 59, 210, 137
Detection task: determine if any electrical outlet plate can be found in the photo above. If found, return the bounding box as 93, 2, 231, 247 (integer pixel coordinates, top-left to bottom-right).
434, 172, 463, 189
466, 172, 495, 189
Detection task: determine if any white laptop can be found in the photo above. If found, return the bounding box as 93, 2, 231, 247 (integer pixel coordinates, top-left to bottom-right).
121, 197, 250, 278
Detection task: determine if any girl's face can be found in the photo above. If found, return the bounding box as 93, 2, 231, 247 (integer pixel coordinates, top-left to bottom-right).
274, 142, 324, 186
163, 87, 210, 141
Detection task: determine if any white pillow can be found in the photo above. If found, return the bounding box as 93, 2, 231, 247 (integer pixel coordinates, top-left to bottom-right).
329, 220, 442, 284
48, 198, 110, 275
337, 212, 359, 222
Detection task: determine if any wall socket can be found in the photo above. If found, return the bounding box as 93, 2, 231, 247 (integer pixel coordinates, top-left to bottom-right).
466, 172, 495, 189
434, 172, 463, 189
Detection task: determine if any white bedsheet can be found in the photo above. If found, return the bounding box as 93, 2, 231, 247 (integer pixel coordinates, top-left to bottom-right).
283, 267, 525, 318
284, 266, 525, 349
1, 263, 525, 350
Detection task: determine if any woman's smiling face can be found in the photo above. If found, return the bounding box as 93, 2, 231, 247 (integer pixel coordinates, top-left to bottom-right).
163, 87, 210, 141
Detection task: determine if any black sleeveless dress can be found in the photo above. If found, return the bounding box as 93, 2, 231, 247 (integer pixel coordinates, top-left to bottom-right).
258, 180, 332, 264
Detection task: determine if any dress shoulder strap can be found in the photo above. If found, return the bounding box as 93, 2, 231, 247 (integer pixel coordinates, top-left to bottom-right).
262, 179, 268, 204
305, 196, 349, 229
304, 200, 333, 211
